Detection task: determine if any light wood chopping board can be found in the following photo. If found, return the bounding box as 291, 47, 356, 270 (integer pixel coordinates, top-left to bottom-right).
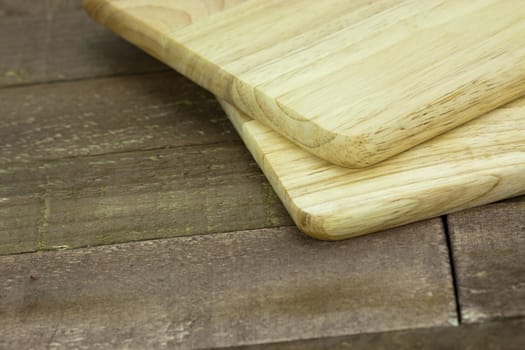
220, 98, 525, 239
84, 0, 525, 167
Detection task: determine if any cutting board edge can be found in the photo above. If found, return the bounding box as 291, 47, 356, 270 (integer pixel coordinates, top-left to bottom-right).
220, 99, 525, 240
84, 0, 525, 168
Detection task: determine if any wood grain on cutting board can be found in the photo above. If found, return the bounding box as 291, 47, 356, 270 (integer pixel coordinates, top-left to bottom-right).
84, 0, 525, 167
221, 99, 525, 240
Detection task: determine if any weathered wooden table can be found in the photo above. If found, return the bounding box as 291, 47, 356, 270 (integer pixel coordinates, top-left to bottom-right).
1, 1, 524, 349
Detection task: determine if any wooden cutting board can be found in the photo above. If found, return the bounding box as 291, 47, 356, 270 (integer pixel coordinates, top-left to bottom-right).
84, 0, 525, 167
220, 99, 525, 239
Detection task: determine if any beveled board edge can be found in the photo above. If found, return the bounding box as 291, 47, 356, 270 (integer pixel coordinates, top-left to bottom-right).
220, 99, 525, 240
83, 0, 525, 168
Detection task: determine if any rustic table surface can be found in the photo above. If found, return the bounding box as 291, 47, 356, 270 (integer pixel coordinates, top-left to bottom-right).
0, 1, 524, 349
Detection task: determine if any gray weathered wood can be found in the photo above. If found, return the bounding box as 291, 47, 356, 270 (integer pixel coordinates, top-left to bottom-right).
448, 202, 525, 323
0, 12, 167, 87
236, 319, 525, 350
0, 0, 82, 17
0, 69, 293, 255
0, 72, 236, 163
0, 222, 456, 349
0, 143, 291, 255
0, 3, 458, 347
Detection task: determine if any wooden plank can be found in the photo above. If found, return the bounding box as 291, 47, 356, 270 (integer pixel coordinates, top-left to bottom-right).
0, 222, 456, 349
0, 72, 236, 163
221, 99, 525, 239
448, 202, 525, 323
0, 143, 291, 255
236, 319, 525, 350
0, 0, 82, 17
0, 12, 167, 87
85, 0, 525, 167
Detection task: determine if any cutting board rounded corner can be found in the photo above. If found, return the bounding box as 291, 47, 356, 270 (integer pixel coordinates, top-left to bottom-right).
84, 0, 525, 168
305, 128, 388, 169
290, 205, 354, 241
221, 97, 525, 241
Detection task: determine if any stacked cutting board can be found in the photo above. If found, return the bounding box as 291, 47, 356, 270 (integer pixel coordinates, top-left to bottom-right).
84, 0, 525, 240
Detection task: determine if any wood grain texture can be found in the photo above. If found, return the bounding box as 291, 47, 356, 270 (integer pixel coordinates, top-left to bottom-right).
0, 222, 456, 349
0, 11, 294, 255
448, 202, 525, 323
237, 319, 525, 350
0, 12, 166, 87
220, 99, 525, 240
0, 72, 235, 162
0, 0, 82, 17
0, 143, 291, 255
84, 0, 525, 167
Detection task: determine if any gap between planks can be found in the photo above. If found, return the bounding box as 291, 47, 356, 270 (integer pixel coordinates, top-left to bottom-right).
0, 12, 168, 88
0, 222, 456, 349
